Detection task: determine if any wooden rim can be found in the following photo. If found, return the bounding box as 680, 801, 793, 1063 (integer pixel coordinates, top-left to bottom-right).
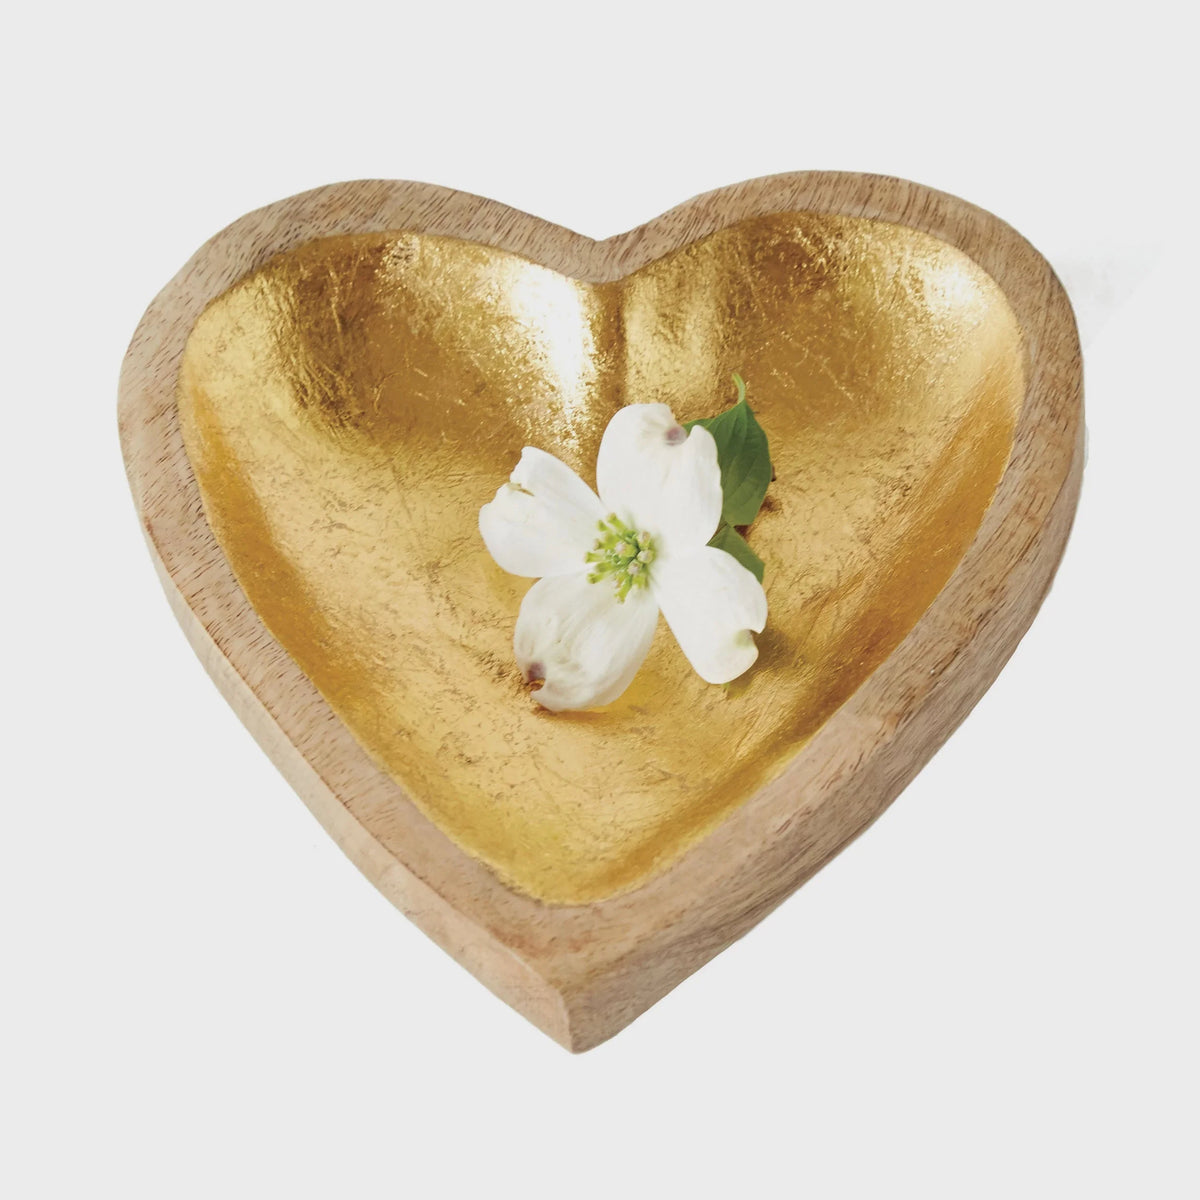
118, 172, 1083, 1051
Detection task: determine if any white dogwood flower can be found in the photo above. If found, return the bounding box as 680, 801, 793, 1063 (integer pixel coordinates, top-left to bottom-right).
479, 403, 768, 711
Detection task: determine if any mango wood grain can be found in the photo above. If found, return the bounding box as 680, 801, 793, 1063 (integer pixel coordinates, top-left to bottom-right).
118, 173, 1083, 1051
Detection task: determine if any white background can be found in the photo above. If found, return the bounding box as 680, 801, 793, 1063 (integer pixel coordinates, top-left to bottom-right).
3, 3, 1196, 1197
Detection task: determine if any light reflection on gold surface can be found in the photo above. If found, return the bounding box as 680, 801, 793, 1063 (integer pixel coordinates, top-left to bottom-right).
178, 213, 1024, 904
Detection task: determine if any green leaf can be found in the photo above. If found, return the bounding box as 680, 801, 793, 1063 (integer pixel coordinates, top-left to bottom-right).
685, 373, 772, 527
708, 523, 765, 583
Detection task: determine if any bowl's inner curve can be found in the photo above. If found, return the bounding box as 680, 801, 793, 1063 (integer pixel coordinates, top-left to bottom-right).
178, 211, 1025, 903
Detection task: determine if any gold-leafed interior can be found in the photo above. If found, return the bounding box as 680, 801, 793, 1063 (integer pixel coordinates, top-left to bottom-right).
178, 212, 1025, 904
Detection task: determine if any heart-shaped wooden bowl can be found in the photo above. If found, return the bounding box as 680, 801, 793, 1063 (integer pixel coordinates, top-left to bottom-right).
119, 173, 1082, 1051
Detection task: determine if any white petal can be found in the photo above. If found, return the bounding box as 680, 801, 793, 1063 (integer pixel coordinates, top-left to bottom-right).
513, 571, 660, 711
595, 404, 722, 554
479, 447, 604, 577
652, 547, 768, 684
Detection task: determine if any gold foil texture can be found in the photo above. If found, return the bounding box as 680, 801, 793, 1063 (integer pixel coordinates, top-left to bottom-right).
178, 212, 1024, 903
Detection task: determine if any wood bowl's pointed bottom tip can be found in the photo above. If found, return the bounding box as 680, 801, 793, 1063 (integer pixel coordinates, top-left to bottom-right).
119, 173, 1082, 1048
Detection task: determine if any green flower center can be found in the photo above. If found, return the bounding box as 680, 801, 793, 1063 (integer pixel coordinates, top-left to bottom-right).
586, 514, 656, 602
